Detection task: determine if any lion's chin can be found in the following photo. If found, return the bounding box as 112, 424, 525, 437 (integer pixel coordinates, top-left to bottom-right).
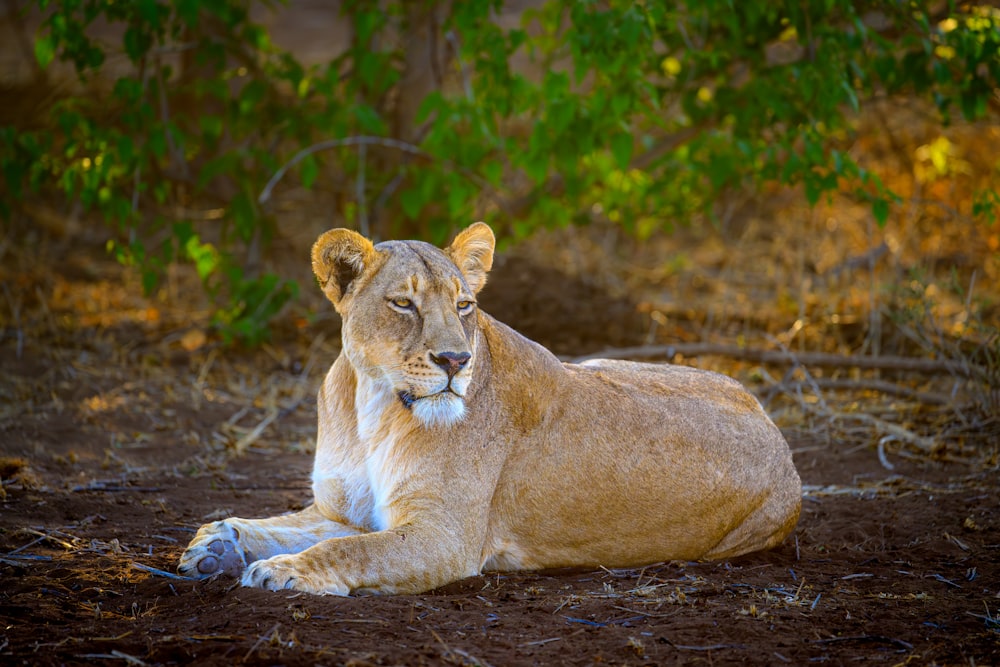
408, 391, 466, 428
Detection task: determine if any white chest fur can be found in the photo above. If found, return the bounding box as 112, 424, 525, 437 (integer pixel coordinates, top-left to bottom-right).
353, 375, 394, 532
310, 371, 384, 530
312, 370, 423, 534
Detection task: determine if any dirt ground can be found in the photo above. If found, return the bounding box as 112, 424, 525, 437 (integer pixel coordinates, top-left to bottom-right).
1, 227, 999, 667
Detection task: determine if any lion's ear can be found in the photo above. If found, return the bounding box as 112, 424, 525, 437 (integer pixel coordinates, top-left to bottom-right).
447, 222, 495, 294
311, 228, 377, 310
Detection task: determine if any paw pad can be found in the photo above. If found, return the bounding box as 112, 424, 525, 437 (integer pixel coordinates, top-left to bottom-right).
178, 525, 251, 579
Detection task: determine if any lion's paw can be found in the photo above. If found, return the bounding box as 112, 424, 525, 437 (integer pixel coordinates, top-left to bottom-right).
178, 521, 252, 579
242, 556, 345, 595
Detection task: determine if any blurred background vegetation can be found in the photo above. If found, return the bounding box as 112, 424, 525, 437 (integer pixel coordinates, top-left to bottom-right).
1, 0, 997, 355
0, 0, 998, 463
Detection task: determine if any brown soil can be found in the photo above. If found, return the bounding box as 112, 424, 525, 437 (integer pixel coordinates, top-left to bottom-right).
3, 436, 999, 667
1, 232, 998, 667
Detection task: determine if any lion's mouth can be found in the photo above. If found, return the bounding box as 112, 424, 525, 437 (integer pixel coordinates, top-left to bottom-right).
396, 388, 461, 410
397, 390, 418, 409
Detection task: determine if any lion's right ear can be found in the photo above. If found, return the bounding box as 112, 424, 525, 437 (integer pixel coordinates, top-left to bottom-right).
311, 229, 376, 309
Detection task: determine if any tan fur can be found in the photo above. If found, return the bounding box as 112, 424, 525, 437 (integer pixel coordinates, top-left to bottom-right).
178, 222, 802, 595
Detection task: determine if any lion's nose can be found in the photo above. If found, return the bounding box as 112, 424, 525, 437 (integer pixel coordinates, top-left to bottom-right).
430, 351, 471, 378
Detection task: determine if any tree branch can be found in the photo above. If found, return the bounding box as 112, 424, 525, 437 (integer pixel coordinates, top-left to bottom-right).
257, 135, 499, 208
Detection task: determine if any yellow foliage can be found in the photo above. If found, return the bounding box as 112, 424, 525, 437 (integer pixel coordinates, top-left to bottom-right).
938, 17, 958, 32
934, 44, 956, 59
914, 136, 970, 182
660, 56, 681, 77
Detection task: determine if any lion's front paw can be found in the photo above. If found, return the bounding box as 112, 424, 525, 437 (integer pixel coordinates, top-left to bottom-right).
242, 555, 346, 595
178, 520, 252, 579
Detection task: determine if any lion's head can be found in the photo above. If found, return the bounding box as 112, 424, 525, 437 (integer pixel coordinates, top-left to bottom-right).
311, 223, 495, 428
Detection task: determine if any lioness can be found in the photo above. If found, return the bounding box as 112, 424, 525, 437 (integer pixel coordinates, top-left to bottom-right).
178, 223, 801, 595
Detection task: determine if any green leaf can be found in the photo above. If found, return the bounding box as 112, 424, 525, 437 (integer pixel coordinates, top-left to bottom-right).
148, 128, 167, 158
872, 198, 890, 227
172, 220, 195, 246
610, 93, 631, 119
123, 26, 150, 62
35, 34, 56, 70
547, 101, 574, 135
804, 176, 822, 206
415, 91, 447, 124
447, 178, 472, 217
230, 191, 257, 242
706, 152, 735, 189
238, 80, 266, 116
176, 0, 200, 25
523, 152, 548, 184
300, 154, 318, 189
610, 132, 633, 170
137, 0, 161, 24
353, 104, 386, 134
356, 51, 382, 91
141, 267, 159, 295
199, 115, 224, 143
185, 236, 220, 282
197, 154, 238, 188
400, 187, 424, 220
354, 11, 381, 44
482, 161, 503, 186
840, 79, 859, 113
960, 89, 987, 121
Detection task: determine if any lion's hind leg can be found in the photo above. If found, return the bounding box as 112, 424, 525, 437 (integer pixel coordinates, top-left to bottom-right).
177, 504, 363, 579
702, 484, 802, 561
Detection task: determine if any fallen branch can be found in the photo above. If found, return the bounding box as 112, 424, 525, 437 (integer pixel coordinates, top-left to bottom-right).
767, 374, 940, 453
518, 637, 561, 647
21, 528, 77, 551
232, 409, 279, 456
661, 638, 748, 651
764, 378, 951, 405
132, 562, 196, 582
76, 651, 148, 666
72, 484, 166, 493
809, 634, 914, 651
571, 343, 981, 378
814, 408, 938, 453
242, 623, 281, 663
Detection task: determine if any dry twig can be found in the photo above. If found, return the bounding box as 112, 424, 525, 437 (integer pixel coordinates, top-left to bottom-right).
132, 562, 195, 582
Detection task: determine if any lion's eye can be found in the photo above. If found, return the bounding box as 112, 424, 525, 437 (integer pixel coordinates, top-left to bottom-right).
457, 300, 475, 313
390, 297, 414, 311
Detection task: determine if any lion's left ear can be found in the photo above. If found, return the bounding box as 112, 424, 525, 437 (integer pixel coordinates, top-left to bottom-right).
446, 222, 495, 294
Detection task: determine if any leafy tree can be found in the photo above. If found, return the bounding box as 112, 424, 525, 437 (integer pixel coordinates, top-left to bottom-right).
2, 0, 998, 341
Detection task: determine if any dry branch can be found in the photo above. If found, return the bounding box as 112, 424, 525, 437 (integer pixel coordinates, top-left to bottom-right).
232, 409, 279, 455
809, 635, 914, 651
765, 378, 950, 405
243, 623, 282, 663
571, 343, 981, 378
663, 640, 749, 651
76, 651, 148, 666
132, 562, 195, 582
